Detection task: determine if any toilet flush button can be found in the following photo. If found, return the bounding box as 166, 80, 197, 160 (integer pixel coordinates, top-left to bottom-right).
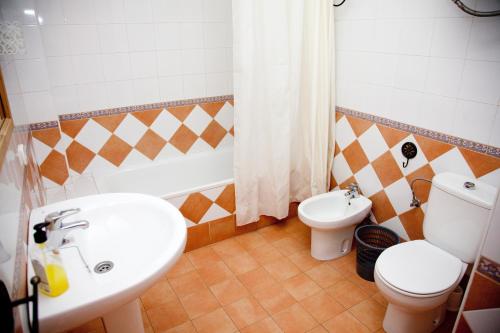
464, 182, 475, 190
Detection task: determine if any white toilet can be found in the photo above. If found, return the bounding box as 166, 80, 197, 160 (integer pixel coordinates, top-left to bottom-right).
374, 172, 498, 333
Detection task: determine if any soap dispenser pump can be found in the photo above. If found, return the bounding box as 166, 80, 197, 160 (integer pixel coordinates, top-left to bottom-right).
31, 222, 69, 297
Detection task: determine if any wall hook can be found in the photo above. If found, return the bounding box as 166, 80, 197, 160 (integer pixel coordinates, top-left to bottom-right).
401, 142, 417, 168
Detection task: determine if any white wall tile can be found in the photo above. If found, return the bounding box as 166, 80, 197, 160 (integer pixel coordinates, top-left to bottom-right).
72, 54, 104, 84
77, 82, 108, 111
155, 23, 181, 50
179, 0, 204, 22
101, 53, 131, 81
182, 74, 206, 99
51, 85, 79, 114
62, 0, 96, 24
41, 25, 71, 56
98, 24, 129, 53
15, 59, 50, 92
181, 22, 204, 49
372, 20, 400, 53
93, 0, 125, 23
23, 91, 56, 122
0, 61, 21, 94
388, 89, 423, 125
205, 48, 230, 73
203, 22, 232, 48
396, 19, 434, 56
133, 77, 159, 104
181, 49, 205, 74
206, 73, 230, 96
394, 55, 428, 91
430, 18, 472, 58
35, 0, 65, 25
105, 80, 134, 108
424, 57, 463, 98
159, 76, 183, 101
14, 25, 44, 60
459, 60, 500, 105
123, 0, 152, 23
46, 56, 75, 86
130, 51, 157, 78
452, 100, 497, 144
157, 50, 182, 76
467, 17, 500, 61
151, 0, 182, 22
418, 94, 456, 134
490, 107, 500, 147
67, 25, 100, 54
127, 23, 155, 51
203, 0, 231, 22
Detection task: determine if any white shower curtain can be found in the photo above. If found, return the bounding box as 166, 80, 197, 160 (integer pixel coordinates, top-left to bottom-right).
233, 0, 335, 225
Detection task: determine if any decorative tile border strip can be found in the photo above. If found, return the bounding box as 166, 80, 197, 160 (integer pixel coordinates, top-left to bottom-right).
29, 121, 59, 131
59, 95, 234, 121
336, 106, 500, 158
477, 256, 500, 284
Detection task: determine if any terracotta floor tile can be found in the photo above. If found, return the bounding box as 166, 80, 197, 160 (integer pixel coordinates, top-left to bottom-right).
179, 288, 220, 319
288, 250, 322, 272
196, 261, 234, 286
258, 225, 289, 242
210, 278, 249, 305
282, 217, 309, 234
187, 246, 223, 269
326, 280, 370, 309
166, 255, 196, 279
346, 272, 379, 296
192, 308, 237, 333
300, 291, 344, 323
224, 297, 268, 329
168, 271, 206, 298
249, 244, 284, 265
162, 321, 197, 333
305, 263, 344, 288
146, 299, 189, 332
235, 232, 269, 251
141, 279, 178, 310
224, 252, 260, 275
68, 318, 105, 333
253, 283, 296, 315
283, 273, 322, 301
272, 236, 308, 256
371, 292, 388, 307
349, 299, 386, 331
327, 253, 357, 275
264, 257, 301, 281
212, 238, 248, 260
238, 267, 277, 293
308, 326, 329, 333
323, 311, 370, 333
240, 317, 282, 333
273, 303, 317, 333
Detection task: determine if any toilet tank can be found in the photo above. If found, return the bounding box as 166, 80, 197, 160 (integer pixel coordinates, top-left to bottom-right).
423, 172, 498, 264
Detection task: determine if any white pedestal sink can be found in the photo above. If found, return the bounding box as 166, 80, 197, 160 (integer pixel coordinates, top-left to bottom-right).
27, 193, 187, 333
298, 190, 372, 260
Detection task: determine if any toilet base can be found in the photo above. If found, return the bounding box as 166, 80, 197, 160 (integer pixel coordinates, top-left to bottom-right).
311, 226, 355, 260
103, 299, 145, 333
383, 303, 446, 333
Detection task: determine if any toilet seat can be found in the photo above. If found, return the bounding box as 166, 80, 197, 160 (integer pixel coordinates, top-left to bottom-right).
375, 240, 464, 297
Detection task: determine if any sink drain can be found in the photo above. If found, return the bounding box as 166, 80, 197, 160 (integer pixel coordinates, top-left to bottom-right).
94, 261, 114, 274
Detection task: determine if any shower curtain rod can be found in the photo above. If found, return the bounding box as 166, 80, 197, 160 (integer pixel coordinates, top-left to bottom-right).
332, 0, 500, 17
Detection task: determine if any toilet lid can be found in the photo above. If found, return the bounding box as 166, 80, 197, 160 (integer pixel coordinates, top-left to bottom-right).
376, 240, 463, 295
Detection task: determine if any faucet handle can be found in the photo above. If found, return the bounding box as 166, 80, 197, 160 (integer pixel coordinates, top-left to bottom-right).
347, 183, 359, 191
45, 208, 81, 226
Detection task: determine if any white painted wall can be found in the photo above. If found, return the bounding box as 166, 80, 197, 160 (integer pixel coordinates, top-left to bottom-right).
0, 0, 233, 125
334, 0, 500, 147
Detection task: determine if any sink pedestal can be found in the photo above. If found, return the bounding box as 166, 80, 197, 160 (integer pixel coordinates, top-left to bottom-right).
103, 299, 144, 333
311, 226, 355, 260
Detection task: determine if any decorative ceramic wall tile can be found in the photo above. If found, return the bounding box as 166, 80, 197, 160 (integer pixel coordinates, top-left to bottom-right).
333, 108, 500, 241
31, 97, 234, 187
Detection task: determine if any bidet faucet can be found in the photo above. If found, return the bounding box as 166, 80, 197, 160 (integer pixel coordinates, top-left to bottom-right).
345, 183, 360, 205
44, 208, 89, 248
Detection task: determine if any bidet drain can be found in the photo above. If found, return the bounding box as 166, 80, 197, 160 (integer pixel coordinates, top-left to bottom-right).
94, 261, 114, 274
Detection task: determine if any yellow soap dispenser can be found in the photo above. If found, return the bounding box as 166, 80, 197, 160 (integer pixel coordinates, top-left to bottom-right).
31, 222, 69, 297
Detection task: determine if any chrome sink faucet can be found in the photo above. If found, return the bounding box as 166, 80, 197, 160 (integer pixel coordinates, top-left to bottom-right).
45, 208, 89, 248
345, 183, 360, 205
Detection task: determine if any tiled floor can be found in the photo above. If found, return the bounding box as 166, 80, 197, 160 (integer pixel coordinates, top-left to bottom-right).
68, 217, 456, 333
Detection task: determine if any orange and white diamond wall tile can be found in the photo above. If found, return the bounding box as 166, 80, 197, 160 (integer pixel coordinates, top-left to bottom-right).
30, 97, 234, 188
332, 107, 500, 242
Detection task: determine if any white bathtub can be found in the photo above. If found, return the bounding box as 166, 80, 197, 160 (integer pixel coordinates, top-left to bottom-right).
95, 149, 234, 199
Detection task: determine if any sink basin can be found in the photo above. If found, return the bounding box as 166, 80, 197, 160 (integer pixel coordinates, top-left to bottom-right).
28, 193, 186, 333
298, 190, 372, 260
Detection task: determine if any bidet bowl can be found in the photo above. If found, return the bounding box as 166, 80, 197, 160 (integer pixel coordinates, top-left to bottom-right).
28, 193, 187, 333
298, 190, 372, 260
